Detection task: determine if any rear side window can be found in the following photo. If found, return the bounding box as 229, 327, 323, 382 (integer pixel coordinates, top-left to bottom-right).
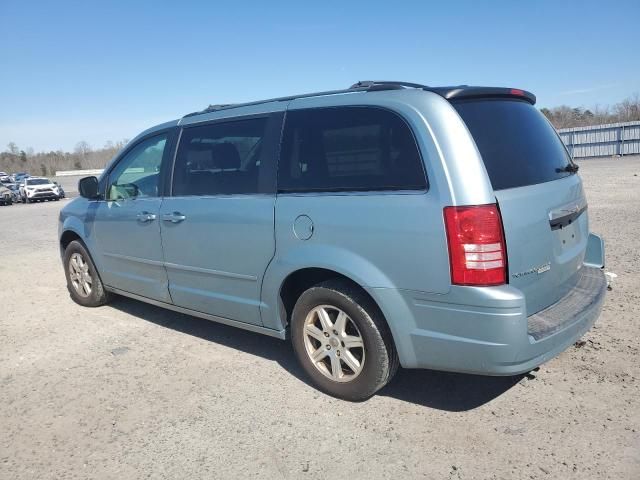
452, 99, 573, 190
278, 107, 426, 192
173, 117, 267, 196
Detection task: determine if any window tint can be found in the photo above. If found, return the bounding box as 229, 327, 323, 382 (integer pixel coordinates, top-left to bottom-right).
452, 99, 573, 190
27, 178, 50, 185
107, 134, 166, 201
278, 107, 426, 192
172, 118, 268, 196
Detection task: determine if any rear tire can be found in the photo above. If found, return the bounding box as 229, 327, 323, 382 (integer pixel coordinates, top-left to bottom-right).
291, 279, 398, 401
63, 240, 111, 307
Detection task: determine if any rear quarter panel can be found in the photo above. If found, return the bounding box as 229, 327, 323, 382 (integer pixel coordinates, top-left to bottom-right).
261, 90, 499, 331
260, 192, 451, 331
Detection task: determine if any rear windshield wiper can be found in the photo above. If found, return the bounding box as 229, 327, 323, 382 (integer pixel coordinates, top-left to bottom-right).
557, 163, 579, 174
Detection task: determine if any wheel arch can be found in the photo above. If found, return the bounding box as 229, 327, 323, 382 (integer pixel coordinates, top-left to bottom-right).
59, 226, 88, 260
278, 267, 367, 326
261, 244, 397, 325
59, 221, 101, 275
60, 229, 82, 251
275, 266, 399, 352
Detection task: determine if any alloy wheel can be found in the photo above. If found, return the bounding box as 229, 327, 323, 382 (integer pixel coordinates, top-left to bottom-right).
302, 305, 365, 382
69, 252, 92, 297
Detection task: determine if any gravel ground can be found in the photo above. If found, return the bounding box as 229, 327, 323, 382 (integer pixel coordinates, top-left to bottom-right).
1, 157, 639, 479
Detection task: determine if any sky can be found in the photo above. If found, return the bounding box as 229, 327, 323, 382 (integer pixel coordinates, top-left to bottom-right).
1, 0, 639, 153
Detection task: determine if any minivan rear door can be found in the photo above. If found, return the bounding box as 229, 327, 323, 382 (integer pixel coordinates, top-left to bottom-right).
453, 98, 587, 315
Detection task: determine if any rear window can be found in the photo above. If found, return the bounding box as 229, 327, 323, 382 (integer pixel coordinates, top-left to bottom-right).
278, 106, 426, 192
453, 99, 573, 190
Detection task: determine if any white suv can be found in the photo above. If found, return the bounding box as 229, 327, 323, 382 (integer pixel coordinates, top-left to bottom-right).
20, 177, 61, 203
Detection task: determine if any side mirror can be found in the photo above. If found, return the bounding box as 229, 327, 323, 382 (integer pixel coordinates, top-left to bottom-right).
78, 176, 100, 199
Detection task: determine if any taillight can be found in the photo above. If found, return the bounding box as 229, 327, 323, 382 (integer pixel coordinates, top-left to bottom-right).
443, 204, 507, 286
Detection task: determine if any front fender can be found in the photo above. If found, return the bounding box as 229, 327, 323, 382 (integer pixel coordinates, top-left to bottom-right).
59, 199, 101, 269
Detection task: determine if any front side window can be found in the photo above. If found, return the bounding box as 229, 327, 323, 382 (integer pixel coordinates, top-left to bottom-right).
107, 134, 167, 201
172, 117, 268, 196
278, 107, 427, 192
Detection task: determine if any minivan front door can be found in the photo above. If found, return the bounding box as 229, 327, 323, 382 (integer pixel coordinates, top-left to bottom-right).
93, 133, 171, 303
159, 114, 282, 326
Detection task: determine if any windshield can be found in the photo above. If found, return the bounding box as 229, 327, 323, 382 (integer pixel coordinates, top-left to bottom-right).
452, 99, 574, 190
27, 178, 51, 185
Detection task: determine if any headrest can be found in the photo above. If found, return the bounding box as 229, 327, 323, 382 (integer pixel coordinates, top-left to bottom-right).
186, 147, 212, 169
210, 142, 241, 170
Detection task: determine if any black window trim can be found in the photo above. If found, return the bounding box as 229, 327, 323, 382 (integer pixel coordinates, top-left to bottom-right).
100, 127, 178, 201
276, 105, 429, 195
169, 111, 284, 197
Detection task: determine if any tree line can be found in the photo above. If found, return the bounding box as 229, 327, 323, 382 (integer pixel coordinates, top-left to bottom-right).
0, 140, 128, 177
541, 94, 640, 129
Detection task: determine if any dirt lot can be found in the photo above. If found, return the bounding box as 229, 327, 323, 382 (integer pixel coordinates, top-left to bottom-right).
1, 157, 639, 479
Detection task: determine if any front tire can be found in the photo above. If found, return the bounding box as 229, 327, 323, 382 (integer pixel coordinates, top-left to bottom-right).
291, 279, 398, 401
63, 240, 111, 307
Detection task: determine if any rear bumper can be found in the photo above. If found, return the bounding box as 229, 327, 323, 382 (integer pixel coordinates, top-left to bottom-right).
368, 265, 607, 375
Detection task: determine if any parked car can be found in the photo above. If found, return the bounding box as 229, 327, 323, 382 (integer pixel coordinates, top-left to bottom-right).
20, 177, 62, 203
59, 81, 607, 400
0, 176, 13, 185
13, 172, 29, 183
53, 181, 66, 199
5, 184, 21, 203
0, 184, 13, 205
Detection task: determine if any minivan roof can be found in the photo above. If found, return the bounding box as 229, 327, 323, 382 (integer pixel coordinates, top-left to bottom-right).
182, 81, 536, 119
132, 81, 536, 147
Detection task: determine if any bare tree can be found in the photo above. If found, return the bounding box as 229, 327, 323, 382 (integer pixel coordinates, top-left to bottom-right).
74, 141, 92, 158
6, 142, 19, 155
541, 94, 640, 129
0, 139, 128, 176
614, 93, 640, 123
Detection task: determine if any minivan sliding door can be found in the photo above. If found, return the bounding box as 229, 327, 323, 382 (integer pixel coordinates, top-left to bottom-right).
159, 112, 283, 326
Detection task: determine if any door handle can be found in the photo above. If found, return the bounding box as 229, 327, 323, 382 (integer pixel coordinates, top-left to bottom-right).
136, 211, 157, 223
162, 212, 186, 223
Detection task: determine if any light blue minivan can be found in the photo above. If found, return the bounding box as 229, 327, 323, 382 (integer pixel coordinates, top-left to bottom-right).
59, 81, 607, 400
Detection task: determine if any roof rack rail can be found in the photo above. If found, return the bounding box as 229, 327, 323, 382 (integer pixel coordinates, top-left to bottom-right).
349, 80, 430, 90
182, 81, 425, 119
181, 81, 535, 119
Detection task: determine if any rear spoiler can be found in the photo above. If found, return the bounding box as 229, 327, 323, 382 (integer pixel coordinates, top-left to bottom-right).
430, 86, 536, 105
